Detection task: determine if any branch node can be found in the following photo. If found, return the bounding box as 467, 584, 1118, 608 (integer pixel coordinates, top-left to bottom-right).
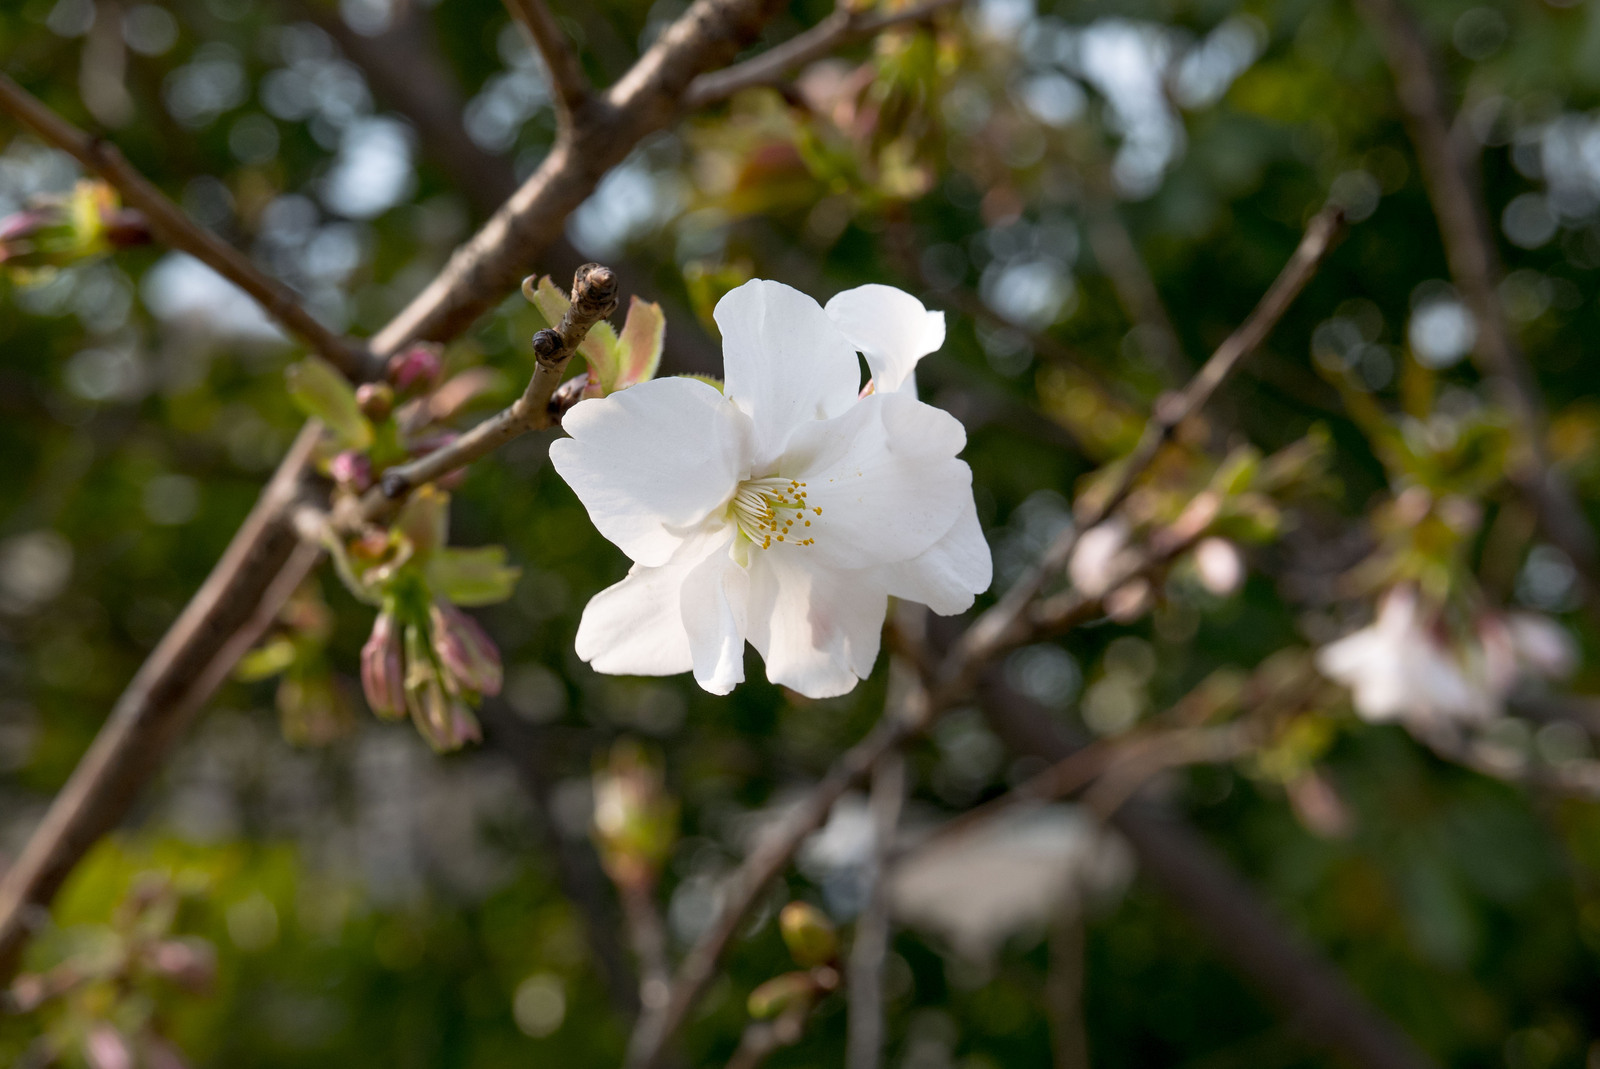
380, 470, 411, 500
532, 328, 563, 362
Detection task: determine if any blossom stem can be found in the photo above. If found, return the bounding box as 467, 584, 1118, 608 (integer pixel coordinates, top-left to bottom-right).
346, 263, 619, 522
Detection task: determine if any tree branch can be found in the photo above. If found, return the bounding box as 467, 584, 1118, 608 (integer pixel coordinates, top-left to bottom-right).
502, 0, 594, 126
1354, 0, 1600, 608
958, 206, 1347, 664
979, 679, 1439, 1069
0, 72, 374, 380
0, 424, 326, 977
724, 1014, 806, 1069
623, 704, 924, 1069
845, 646, 914, 1069
683, 0, 964, 109
0, 0, 802, 981
364, 263, 618, 510
374, 0, 794, 353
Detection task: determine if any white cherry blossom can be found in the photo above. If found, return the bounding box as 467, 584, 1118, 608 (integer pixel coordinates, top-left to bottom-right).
1315, 586, 1495, 727
551, 279, 991, 698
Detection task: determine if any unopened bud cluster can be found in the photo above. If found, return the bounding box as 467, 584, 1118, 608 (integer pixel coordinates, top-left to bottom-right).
0, 180, 150, 280
9, 875, 216, 1069
745, 902, 841, 1027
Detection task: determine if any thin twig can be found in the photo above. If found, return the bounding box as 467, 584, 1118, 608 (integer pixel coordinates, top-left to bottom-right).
623, 705, 926, 1069
362, 263, 619, 511
957, 205, 1346, 665
620, 881, 674, 1012
0, 72, 373, 380
1355, 0, 1600, 610
684, 0, 963, 109
1416, 723, 1600, 801
1047, 915, 1090, 1069
289, 0, 519, 217
725, 1014, 806, 1069
980, 679, 1439, 1069
846, 639, 917, 1069
502, 0, 593, 126
1082, 176, 1188, 383
898, 724, 1247, 865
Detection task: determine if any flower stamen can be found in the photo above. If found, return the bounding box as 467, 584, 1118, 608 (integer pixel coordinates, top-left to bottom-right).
730, 477, 816, 549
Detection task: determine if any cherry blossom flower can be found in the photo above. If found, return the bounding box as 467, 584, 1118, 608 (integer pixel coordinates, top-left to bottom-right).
552, 279, 991, 698
889, 806, 1133, 963
1315, 586, 1495, 727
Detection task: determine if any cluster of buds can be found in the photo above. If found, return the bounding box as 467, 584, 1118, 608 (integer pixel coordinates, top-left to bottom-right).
339, 488, 516, 751
744, 902, 841, 1036
9, 876, 214, 1069
280, 334, 524, 752
590, 740, 679, 891
0, 180, 150, 281
285, 341, 491, 501
361, 596, 502, 751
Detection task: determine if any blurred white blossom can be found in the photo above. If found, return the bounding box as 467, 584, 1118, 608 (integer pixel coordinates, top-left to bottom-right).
890, 806, 1133, 961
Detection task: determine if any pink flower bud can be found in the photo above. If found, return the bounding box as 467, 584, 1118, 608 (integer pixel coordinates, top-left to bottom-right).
387, 343, 443, 395
361, 612, 406, 720
405, 664, 482, 752
355, 382, 395, 422
429, 601, 503, 696
330, 451, 374, 492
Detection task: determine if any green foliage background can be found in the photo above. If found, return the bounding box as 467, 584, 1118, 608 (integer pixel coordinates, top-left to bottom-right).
3, 0, 1600, 1065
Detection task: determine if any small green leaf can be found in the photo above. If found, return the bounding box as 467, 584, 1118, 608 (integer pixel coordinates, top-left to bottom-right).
524, 275, 572, 331
612, 295, 664, 391
427, 545, 522, 606
747, 972, 814, 1019
286, 357, 372, 449
236, 637, 298, 681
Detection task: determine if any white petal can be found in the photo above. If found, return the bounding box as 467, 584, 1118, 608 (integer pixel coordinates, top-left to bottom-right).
680, 530, 750, 695
780, 392, 970, 570
874, 496, 992, 615
825, 284, 946, 396
574, 564, 694, 677
715, 280, 862, 471
747, 551, 887, 698
551, 376, 749, 567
